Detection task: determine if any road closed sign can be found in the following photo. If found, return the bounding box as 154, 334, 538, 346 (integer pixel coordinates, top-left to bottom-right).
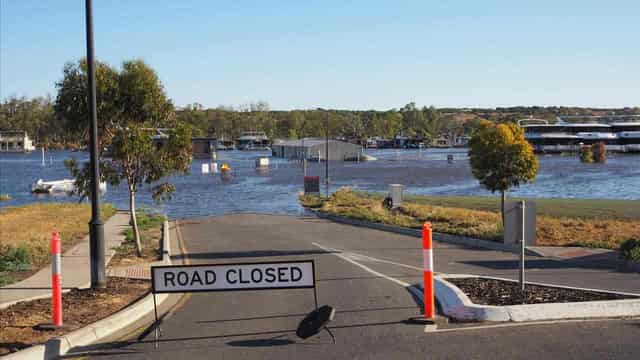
151, 260, 315, 293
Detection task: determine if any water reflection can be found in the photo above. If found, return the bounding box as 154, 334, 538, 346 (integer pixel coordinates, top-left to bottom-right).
0, 149, 638, 219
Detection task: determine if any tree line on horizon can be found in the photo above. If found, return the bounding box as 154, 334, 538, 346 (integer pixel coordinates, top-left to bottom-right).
1, 58, 638, 148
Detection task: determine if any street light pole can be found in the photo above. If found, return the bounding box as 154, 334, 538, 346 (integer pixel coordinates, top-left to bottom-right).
325, 112, 329, 198
85, 0, 105, 289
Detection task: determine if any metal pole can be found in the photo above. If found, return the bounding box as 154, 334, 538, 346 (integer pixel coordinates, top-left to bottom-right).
302, 137, 307, 177
520, 200, 525, 293
325, 112, 329, 198
85, 0, 105, 289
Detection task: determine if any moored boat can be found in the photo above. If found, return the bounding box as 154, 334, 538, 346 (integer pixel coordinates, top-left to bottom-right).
31, 179, 107, 194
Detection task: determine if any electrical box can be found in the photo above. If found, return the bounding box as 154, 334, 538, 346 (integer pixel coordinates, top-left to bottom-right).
504, 200, 536, 245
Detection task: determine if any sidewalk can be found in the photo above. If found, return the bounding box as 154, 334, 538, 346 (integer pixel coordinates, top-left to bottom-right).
0, 211, 130, 308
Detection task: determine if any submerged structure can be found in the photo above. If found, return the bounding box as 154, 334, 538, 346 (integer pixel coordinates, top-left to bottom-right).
271, 138, 364, 161
0, 131, 35, 153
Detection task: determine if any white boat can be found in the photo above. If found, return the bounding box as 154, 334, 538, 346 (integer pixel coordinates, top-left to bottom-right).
31, 179, 107, 194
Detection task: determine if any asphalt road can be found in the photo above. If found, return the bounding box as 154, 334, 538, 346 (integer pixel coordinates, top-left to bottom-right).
88, 214, 640, 359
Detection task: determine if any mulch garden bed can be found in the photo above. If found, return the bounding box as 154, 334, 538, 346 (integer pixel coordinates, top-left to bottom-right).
446, 277, 637, 306
0, 277, 150, 355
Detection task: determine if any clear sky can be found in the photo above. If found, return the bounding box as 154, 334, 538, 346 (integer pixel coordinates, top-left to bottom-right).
1, 0, 639, 110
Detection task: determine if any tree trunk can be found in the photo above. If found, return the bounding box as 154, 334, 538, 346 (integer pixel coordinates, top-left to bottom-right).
129, 190, 142, 257
501, 190, 507, 227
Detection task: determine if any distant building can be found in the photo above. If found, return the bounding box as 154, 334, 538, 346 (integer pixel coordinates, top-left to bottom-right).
271, 138, 363, 161
192, 137, 218, 159
0, 131, 35, 153
150, 128, 218, 158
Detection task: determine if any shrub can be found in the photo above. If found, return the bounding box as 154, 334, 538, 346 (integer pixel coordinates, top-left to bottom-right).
299, 194, 324, 208
580, 146, 594, 163
620, 239, 640, 262
0, 245, 32, 272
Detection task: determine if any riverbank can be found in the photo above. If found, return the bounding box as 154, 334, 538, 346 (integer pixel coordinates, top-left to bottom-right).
0, 203, 116, 286
300, 188, 639, 249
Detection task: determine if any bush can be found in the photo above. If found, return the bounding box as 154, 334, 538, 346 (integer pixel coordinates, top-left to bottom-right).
580, 146, 594, 163
620, 239, 640, 262
0, 245, 32, 272
299, 194, 324, 208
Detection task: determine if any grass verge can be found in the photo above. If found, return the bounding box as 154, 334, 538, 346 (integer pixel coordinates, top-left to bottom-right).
301, 188, 640, 249
0, 203, 116, 286
109, 210, 165, 266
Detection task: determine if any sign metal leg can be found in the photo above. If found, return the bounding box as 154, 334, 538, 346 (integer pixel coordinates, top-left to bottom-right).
153, 293, 161, 349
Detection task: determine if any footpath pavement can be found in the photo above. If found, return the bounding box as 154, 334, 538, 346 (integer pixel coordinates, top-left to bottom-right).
88, 214, 640, 360
0, 212, 130, 308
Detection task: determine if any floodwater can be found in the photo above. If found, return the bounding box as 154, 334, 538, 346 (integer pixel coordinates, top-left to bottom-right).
0, 149, 638, 219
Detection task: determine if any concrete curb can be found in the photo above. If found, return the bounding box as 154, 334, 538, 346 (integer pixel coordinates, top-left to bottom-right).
162, 220, 171, 263
434, 274, 640, 322
313, 211, 539, 256
3, 220, 175, 360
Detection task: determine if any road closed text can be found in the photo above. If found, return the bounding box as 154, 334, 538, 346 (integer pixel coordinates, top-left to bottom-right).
151, 261, 315, 293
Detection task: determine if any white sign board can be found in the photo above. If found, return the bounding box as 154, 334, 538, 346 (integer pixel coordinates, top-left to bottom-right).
151, 261, 315, 293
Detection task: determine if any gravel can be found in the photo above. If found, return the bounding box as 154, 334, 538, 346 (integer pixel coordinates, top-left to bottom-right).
447, 277, 637, 306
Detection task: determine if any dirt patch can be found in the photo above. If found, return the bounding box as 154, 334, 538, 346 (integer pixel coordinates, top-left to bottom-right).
446, 277, 636, 306
0, 277, 149, 355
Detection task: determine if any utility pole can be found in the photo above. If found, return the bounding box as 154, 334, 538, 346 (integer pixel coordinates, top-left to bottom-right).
302, 137, 307, 176
520, 200, 526, 294
85, 0, 105, 288
325, 112, 329, 198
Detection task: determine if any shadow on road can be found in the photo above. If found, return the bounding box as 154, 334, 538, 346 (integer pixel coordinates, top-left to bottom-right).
196, 305, 418, 324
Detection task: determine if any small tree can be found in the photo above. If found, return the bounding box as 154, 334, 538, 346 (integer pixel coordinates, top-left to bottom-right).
468, 121, 539, 225
110, 123, 192, 255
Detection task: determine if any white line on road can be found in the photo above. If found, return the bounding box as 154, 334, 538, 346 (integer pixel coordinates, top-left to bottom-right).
311, 242, 424, 301
313, 243, 424, 271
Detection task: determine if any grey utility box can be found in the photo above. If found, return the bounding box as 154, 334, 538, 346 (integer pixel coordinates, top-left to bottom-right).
388, 184, 404, 209
504, 200, 536, 245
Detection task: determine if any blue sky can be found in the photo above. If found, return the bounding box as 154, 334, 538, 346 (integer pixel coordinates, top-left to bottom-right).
1, 0, 639, 110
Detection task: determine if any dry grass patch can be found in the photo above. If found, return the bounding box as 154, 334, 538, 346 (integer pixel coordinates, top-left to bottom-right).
537, 216, 640, 248
398, 203, 503, 241
0, 203, 116, 285
302, 188, 639, 249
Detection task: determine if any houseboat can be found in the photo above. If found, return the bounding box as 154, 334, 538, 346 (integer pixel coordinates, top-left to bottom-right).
0, 131, 36, 153
519, 117, 640, 153
237, 131, 270, 150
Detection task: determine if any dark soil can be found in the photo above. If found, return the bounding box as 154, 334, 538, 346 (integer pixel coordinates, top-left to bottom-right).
0, 277, 149, 355
447, 277, 636, 306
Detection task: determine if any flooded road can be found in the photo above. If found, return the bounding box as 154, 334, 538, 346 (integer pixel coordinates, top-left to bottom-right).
1, 149, 638, 219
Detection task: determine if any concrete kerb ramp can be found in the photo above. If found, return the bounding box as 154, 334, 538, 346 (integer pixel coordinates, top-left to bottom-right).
434, 274, 640, 323
3, 220, 175, 360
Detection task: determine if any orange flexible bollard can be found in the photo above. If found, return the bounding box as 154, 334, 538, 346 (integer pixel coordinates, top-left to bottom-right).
422, 222, 435, 319
51, 232, 62, 327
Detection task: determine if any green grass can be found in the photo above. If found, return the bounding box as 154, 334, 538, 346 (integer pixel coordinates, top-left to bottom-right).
122, 211, 166, 242
361, 191, 640, 220
113, 210, 166, 261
